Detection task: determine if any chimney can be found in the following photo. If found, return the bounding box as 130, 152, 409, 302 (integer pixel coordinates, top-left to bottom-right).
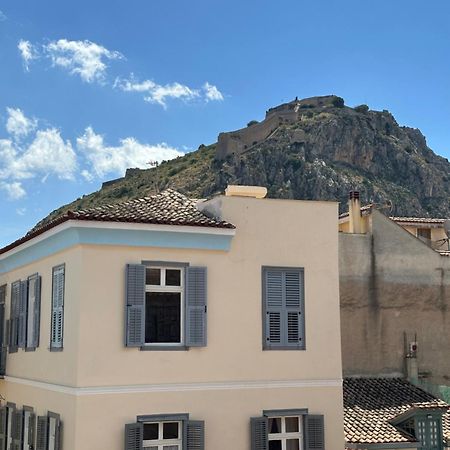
348, 190, 362, 234
225, 185, 267, 199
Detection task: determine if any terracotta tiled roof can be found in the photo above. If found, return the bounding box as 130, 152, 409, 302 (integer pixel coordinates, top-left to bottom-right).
0, 189, 235, 255
390, 217, 448, 224
344, 378, 450, 446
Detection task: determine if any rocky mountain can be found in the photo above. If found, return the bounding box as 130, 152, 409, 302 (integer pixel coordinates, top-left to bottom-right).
35, 95, 450, 230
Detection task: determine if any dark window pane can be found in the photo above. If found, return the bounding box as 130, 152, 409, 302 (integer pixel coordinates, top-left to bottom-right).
286, 439, 299, 450
166, 269, 181, 286
269, 418, 281, 434
146, 268, 161, 285
163, 422, 179, 439
145, 292, 181, 343
143, 423, 159, 440
269, 441, 282, 450
285, 417, 299, 433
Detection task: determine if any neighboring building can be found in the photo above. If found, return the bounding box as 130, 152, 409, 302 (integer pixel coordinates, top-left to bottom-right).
338, 193, 450, 400
0, 187, 344, 450
343, 377, 450, 450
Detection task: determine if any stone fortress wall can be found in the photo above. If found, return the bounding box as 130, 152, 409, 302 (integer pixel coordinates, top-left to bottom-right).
215, 95, 343, 160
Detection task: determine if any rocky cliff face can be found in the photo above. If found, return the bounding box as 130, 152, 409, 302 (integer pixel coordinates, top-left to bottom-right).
35, 96, 450, 230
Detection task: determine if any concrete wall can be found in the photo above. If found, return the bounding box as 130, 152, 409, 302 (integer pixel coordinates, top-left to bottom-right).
0, 195, 345, 450
340, 210, 450, 386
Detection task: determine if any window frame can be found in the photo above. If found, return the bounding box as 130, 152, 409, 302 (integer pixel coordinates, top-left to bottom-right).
267, 415, 304, 450
142, 262, 188, 349
142, 420, 183, 449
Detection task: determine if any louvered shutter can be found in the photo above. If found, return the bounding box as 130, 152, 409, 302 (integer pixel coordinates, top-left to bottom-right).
18, 281, 28, 349
124, 422, 143, 450
0, 287, 6, 376
186, 420, 204, 450
305, 415, 324, 450
9, 282, 20, 353
185, 267, 207, 347
264, 270, 283, 348
263, 268, 304, 349
36, 416, 48, 450
250, 417, 268, 450
285, 270, 304, 347
50, 266, 65, 349
0, 406, 6, 450
11, 409, 23, 450
27, 275, 41, 349
26, 412, 36, 450
125, 265, 145, 347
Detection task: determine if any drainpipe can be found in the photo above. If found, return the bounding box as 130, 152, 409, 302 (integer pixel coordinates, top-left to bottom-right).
349, 190, 362, 234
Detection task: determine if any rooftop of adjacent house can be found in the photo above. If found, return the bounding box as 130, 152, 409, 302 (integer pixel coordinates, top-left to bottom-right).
343, 377, 450, 446
389, 216, 448, 224
0, 189, 235, 255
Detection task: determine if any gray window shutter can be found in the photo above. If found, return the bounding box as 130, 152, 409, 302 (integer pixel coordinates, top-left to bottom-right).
185, 267, 207, 347
125, 264, 145, 347
27, 275, 41, 349
263, 268, 304, 349
0, 285, 5, 346
305, 415, 324, 450
50, 266, 65, 350
18, 281, 28, 349
9, 282, 20, 353
250, 417, 268, 450
186, 420, 204, 450
52, 415, 61, 450
263, 270, 283, 348
124, 422, 143, 450
0, 406, 6, 450
27, 412, 36, 450
0, 287, 6, 376
36, 416, 48, 450
11, 409, 23, 450
285, 270, 304, 347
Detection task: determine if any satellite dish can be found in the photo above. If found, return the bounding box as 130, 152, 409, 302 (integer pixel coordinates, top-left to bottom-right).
444, 219, 450, 238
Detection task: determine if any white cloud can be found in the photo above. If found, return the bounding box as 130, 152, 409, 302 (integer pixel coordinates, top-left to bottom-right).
43, 39, 123, 83
77, 126, 183, 177
0, 128, 77, 182
18, 40, 38, 71
115, 76, 200, 107
0, 182, 26, 200
0, 10, 7, 21
203, 82, 224, 102
6, 107, 37, 139
16, 207, 27, 216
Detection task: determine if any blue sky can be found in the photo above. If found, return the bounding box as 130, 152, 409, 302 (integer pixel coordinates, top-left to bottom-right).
1, 0, 450, 246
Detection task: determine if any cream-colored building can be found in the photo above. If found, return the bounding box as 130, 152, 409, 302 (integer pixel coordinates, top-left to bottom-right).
0, 187, 344, 450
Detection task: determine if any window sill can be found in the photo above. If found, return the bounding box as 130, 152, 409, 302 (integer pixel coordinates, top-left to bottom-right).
263, 346, 306, 351
49, 347, 64, 352
140, 345, 188, 351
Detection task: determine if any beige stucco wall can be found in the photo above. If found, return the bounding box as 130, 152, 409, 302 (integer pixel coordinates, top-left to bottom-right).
0, 195, 344, 449
340, 210, 450, 386
0, 247, 82, 385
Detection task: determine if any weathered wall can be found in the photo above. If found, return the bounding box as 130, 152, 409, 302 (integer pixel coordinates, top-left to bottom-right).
340, 210, 450, 387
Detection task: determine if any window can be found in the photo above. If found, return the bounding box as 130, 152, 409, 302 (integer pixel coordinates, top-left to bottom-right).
143, 421, 182, 450
125, 414, 204, 450
268, 416, 303, 450
145, 267, 184, 345
417, 228, 432, 240
50, 265, 65, 350
125, 264, 207, 349
7, 274, 41, 353
251, 411, 324, 450
262, 267, 305, 350
36, 411, 61, 450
